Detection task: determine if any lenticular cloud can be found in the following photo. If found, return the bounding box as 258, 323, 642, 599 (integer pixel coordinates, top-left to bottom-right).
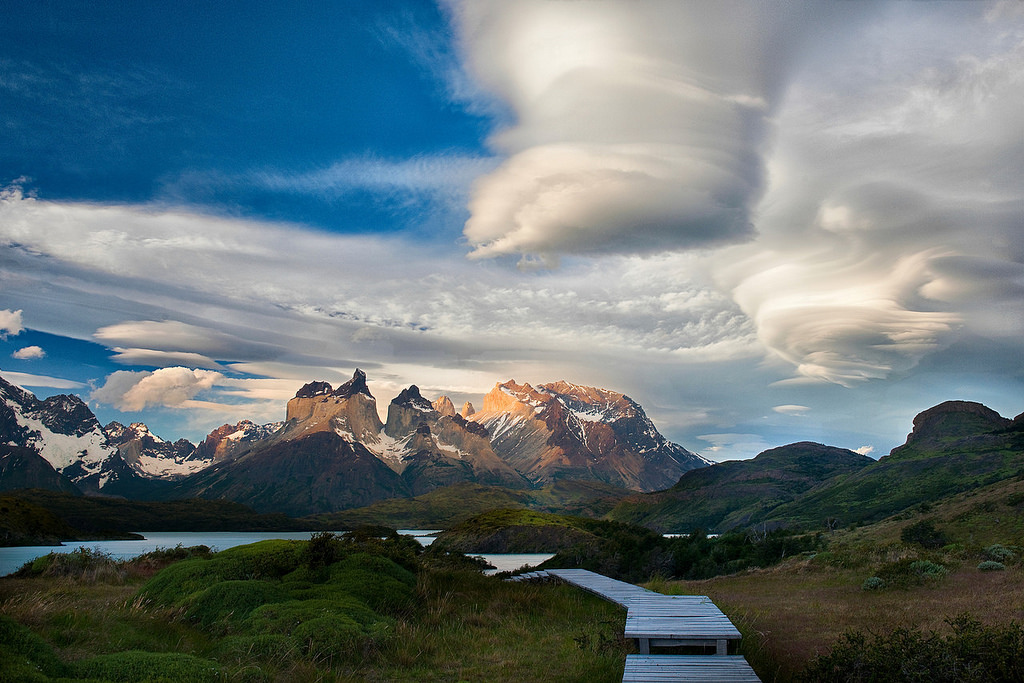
454, 1, 812, 263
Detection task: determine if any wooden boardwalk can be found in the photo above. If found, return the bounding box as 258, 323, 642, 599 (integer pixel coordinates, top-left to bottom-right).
623, 655, 761, 682
514, 568, 760, 682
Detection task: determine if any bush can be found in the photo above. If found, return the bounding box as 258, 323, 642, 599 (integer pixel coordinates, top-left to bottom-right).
75, 650, 221, 683
293, 615, 365, 660
900, 519, 949, 549
978, 560, 1007, 571
875, 558, 947, 589
138, 540, 304, 606
214, 633, 296, 661
304, 531, 344, 569
801, 614, 1024, 682
247, 598, 383, 635
186, 579, 288, 625
984, 544, 1016, 563
0, 614, 67, 681
18, 547, 126, 582
861, 576, 885, 591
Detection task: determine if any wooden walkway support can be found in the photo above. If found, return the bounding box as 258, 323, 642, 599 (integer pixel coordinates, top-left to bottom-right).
622, 655, 761, 682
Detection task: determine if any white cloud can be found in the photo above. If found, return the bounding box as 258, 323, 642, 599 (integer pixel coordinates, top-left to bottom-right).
452, 1, 860, 263
107, 347, 223, 370
11, 345, 44, 360
854, 445, 875, 457
1, 371, 84, 390
696, 433, 772, 462
711, 4, 1024, 386
250, 154, 499, 206
91, 367, 223, 411
773, 405, 809, 417
0, 309, 24, 339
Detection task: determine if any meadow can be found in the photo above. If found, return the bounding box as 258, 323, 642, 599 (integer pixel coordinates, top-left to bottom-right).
3, 480, 1024, 682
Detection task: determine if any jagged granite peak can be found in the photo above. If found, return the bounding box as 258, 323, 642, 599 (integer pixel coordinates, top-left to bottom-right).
103, 420, 207, 480
461, 402, 475, 418
393, 385, 433, 411
384, 385, 438, 438
194, 420, 284, 462
294, 380, 334, 398
433, 396, 457, 417
470, 379, 709, 491
284, 372, 383, 443
332, 369, 372, 399
105, 421, 164, 446
0, 373, 128, 494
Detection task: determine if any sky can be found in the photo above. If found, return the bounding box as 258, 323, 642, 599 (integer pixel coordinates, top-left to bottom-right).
1, 1, 1023, 462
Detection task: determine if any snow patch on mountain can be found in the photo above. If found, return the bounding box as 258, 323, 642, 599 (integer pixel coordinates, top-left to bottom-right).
6, 399, 113, 474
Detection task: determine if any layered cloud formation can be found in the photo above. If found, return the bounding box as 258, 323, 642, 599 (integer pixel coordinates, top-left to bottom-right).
453, 0, 1024, 386
453, 1, 858, 264
2, 2, 1023, 459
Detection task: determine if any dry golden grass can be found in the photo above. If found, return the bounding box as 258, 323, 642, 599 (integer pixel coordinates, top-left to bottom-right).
652, 552, 1024, 682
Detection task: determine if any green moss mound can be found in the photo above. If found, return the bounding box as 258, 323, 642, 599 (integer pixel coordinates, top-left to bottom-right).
138, 539, 304, 606
186, 579, 288, 625
74, 650, 221, 683
0, 614, 67, 681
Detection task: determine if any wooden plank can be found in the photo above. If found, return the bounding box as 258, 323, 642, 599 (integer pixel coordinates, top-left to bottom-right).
622, 655, 761, 682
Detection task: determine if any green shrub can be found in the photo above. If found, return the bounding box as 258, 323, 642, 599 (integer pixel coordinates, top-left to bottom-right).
0, 614, 67, 681
984, 544, 1016, 562
138, 540, 305, 606
861, 576, 885, 591
303, 531, 345, 569
214, 633, 296, 661
978, 560, 1007, 571
247, 598, 383, 635
293, 615, 365, 660
186, 579, 288, 625
875, 558, 947, 589
900, 519, 949, 549
326, 554, 416, 613
18, 547, 127, 582
75, 650, 221, 683
801, 614, 1024, 682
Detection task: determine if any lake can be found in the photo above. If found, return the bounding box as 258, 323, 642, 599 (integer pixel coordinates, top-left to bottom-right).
0, 531, 553, 577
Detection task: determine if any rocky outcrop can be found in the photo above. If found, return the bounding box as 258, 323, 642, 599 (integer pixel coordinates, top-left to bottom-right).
0, 374, 128, 494
283, 370, 383, 443
105, 422, 207, 479
194, 420, 283, 462
889, 400, 1013, 458
175, 431, 410, 517
0, 444, 81, 495
469, 380, 710, 491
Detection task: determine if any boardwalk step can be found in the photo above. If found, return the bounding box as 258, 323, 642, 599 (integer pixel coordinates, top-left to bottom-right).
623, 655, 761, 682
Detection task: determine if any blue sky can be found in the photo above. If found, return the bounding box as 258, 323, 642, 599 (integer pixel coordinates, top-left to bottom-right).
2, 1, 1023, 461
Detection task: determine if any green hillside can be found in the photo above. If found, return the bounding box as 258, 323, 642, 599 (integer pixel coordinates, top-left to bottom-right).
764, 403, 1024, 529
3, 489, 311, 543
310, 479, 630, 529
606, 442, 873, 533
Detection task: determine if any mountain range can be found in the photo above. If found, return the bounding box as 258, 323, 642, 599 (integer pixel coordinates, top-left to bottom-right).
0, 370, 709, 516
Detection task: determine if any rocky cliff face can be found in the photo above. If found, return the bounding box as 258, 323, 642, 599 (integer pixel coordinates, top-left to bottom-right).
469, 380, 711, 491
0, 375, 128, 494
105, 421, 208, 479
283, 369, 383, 443
0, 368, 713, 514
893, 400, 1012, 454
193, 420, 283, 462
378, 384, 528, 490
